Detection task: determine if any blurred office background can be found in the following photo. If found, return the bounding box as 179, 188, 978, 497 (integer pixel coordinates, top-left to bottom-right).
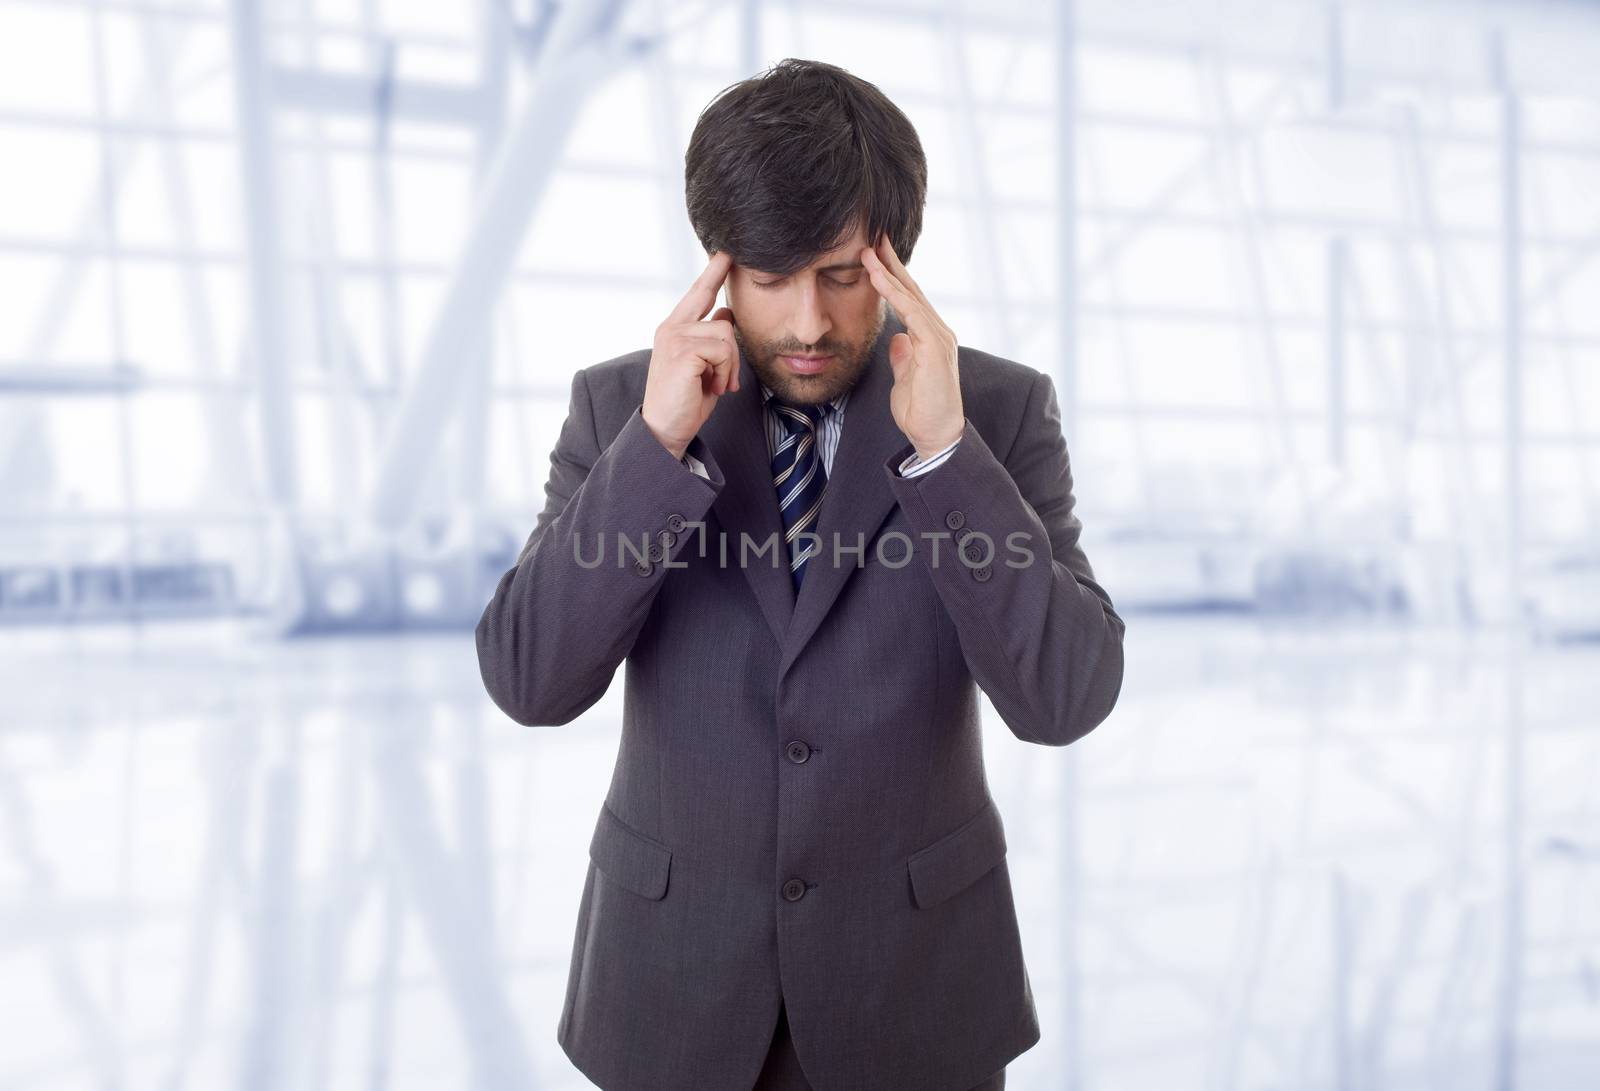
2, 0, 1597, 1087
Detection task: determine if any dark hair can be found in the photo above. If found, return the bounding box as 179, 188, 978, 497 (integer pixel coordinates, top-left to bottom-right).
684, 58, 927, 276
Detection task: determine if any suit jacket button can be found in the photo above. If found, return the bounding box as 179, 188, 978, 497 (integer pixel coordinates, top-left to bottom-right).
666, 513, 687, 532
782, 878, 807, 902
658, 529, 677, 548
785, 740, 811, 764
648, 540, 666, 562
634, 559, 654, 577
945, 510, 965, 530
972, 563, 993, 582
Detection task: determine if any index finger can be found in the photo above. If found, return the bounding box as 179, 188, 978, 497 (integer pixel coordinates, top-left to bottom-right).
862, 246, 925, 323
874, 235, 931, 309
667, 250, 735, 325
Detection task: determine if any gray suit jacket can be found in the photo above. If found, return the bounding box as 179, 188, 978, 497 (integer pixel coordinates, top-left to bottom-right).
475, 311, 1126, 1090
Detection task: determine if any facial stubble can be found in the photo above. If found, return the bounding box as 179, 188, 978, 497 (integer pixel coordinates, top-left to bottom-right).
732, 302, 888, 408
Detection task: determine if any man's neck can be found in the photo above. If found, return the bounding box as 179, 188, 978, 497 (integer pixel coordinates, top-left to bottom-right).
760, 383, 852, 413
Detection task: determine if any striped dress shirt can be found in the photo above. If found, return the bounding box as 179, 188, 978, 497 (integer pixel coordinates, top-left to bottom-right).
679, 383, 960, 481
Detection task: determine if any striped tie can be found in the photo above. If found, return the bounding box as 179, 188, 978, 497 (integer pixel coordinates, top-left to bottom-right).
770, 399, 832, 591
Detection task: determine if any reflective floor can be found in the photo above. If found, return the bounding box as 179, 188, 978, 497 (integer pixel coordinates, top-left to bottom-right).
1, 616, 1596, 1089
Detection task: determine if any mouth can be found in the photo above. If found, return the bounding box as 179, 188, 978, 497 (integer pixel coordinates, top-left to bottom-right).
781, 354, 834, 375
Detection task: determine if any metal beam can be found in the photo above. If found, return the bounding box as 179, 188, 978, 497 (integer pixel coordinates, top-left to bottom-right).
368, 1, 637, 528
269, 66, 488, 124
229, 0, 300, 506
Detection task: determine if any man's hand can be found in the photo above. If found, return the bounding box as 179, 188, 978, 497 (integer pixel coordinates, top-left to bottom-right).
642, 250, 741, 460
862, 235, 964, 460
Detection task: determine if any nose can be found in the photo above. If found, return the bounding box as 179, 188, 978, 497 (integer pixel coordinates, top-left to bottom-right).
789, 279, 831, 349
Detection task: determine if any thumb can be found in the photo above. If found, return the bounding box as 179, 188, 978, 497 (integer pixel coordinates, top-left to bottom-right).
887, 331, 914, 381
711, 306, 735, 324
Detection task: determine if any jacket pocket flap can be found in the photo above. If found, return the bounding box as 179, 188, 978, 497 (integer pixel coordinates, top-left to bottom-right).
906, 799, 1007, 909
589, 803, 672, 901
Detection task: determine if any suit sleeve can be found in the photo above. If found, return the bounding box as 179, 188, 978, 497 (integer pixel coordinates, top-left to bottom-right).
882, 370, 1125, 747
475, 369, 725, 726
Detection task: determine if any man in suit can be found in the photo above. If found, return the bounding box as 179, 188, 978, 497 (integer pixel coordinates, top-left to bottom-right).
475, 59, 1125, 1090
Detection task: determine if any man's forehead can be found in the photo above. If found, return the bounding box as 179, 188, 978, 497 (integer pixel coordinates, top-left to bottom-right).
744, 227, 871, 275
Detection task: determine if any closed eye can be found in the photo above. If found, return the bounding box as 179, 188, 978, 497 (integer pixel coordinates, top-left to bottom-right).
753, 275, 863, 289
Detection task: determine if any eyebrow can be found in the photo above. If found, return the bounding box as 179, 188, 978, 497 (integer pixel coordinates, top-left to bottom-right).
754, 261, 864, 278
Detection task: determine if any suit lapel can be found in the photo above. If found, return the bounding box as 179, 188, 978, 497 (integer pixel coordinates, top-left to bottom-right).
697, 313, 912, 669
779, 314, 909, 679
697, 343, 795, 647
